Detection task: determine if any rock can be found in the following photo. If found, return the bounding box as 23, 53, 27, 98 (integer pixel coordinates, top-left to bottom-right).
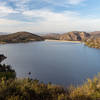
0, 55, 7, 63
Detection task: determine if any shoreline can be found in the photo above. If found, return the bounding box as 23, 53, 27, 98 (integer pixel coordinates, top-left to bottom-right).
45, 39, 81, 43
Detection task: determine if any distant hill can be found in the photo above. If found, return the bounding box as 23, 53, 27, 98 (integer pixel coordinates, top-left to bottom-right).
60, 31, 90, 41
0, 32, 8, 35
42, 33, 60, 40
90, 31, 100, 35
0, 31, 44, 44
43, 31, 90, 41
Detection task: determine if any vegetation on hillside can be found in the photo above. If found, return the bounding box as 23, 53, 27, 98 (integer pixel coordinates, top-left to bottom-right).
0, 74, 100, 100
0, 64, 16, 79
85, 40, 100, 48
0, 55, 16, 79
85, 35, 100, 48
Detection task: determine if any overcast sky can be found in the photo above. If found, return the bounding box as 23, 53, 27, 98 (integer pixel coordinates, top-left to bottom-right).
0, 0, 100, 33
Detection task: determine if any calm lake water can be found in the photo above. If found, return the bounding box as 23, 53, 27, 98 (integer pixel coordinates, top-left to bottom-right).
0, 41, 100, 86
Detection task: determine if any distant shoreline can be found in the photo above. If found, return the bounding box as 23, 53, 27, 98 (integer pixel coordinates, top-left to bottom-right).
45, 39, 81, 43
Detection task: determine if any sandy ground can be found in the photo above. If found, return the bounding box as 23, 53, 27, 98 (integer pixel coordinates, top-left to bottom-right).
45, 39, 81, 43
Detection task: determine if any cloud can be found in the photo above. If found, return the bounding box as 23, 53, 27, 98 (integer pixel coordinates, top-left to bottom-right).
0, 18, 34, 32
0, 0, 99, 33
0, 1, 18, 17
0, 6, 18, 16
8, 0, 31, 11
43, 0, 85, 7
22, 9, 79, 20
1, 9, 100, 33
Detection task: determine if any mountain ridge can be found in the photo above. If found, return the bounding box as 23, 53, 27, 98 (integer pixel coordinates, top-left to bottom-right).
42, 31, 90, 41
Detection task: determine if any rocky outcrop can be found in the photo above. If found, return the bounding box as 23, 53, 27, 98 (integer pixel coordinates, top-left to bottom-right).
0, 55, 6, 63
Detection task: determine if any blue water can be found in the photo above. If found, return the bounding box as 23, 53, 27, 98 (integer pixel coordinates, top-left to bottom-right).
0, 41, 100, 86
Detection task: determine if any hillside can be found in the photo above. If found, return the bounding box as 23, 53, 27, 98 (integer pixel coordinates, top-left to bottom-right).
0, 32, 8, 35
42, 33, 60, 40
60, 31, 90, 41
43, 31, 90, 41
84, 31, 100, 48
0, 32, 44, 44
90, 31, 100, 35
85, 34, 100, 48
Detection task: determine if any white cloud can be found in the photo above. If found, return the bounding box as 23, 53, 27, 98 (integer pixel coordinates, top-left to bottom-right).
0, 18, 34, 32
43, 0, 85, 7
0, 1, 18, 17
22, 9, 79, 20
0, 0, 99, 33
0, 9, 100, 33
0, 6, 18, 16
9, 0, 31, 11
9, 0, 30, 5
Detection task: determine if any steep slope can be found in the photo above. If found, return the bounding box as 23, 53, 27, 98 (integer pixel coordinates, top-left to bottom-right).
0, 31, 44, 43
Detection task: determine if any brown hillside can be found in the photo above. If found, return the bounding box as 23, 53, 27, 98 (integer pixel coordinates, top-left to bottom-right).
0, 31, 44, 43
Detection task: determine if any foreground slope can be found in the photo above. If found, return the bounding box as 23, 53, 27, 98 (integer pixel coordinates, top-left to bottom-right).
0, 31, 44, 43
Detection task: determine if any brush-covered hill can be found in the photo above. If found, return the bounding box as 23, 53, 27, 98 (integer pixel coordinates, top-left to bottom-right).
85, 32, 100, 48
0, 31, 44, 44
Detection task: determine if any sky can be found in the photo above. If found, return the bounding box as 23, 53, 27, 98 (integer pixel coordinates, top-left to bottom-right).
0, 0, 100, 33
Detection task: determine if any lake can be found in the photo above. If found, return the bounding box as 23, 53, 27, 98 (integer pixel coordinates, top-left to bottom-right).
0, 41, 100, 86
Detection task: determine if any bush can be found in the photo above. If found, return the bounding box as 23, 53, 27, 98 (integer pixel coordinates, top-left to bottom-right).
0, 64, 16, 80
1, 74, 100, 100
